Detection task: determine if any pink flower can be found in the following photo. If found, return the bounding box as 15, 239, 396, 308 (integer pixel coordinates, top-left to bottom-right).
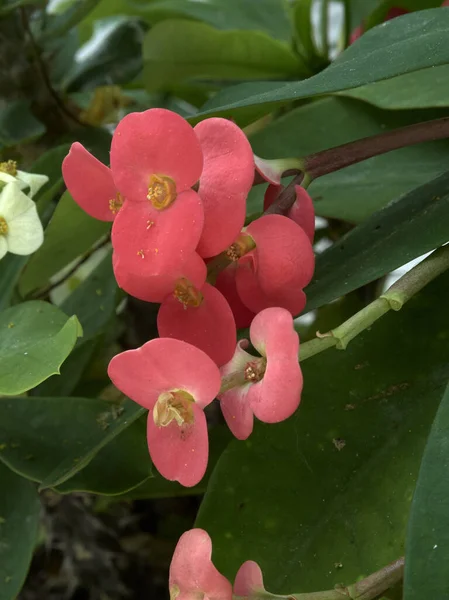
169, 529, 232, 600
264, 184, 315, 243
215, 264, 255, 329
219, 308, 302, 440
235, 215, 315, 316
233, 561, 265, 596
108, 338, 221, 487
157, 282, 236, 367
442, 0, 449, 6
111, 193, 206, 303
194, 118, 254, 258
62, 142, 121, 222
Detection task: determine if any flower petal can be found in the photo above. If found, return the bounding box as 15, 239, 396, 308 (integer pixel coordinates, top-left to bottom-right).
169, 529, 233, 600
113, 250, 206, 304
248, 308, 302, 423
194, 118, 253, 257
110, 108, 203, 201
264, 184, 315, 244
0, 182, 36, 219
108, 338, 221, 410
147, 404, 208, 487
6, 205, 44, 255
0, 236, 7, 260
245, 214, 315, 297
233, 561, 265, 596
158, 283, 236, 367
235, 255, 307, 316
219, 386, 254, 440
215, 264, 255, 329
62, 142, 117, 221
16, 170, 49, 198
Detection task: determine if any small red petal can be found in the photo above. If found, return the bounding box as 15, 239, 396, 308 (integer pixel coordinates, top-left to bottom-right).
219, 387, 254, 440
215, 264, 255, 329
147, 404, 209, 487
349, 24, 364, 44
248, 308, 302, 423
233, 561, 265, 596
385, 7, 409, 20
195, 118, 254, 257
62, 142, 117, 221
169, 529, 233, 599
158, 283, 236, 367
110, 108, 203, 202
263, 184, 315, 243
107, 337, 221, 409
245, 214, 315, 295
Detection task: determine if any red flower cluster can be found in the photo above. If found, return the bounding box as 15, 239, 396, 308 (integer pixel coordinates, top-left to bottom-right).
62, 108, 315, 486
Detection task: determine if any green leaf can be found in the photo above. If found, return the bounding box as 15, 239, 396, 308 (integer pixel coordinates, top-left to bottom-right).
143, 19, 304, 92
340, 64, 449, 110
195, 8, 449, 116
39, 0, 103, 41
0, 100, 45, 149
0, 397, 150, 495
34, 250, 118, 396
196, 271, 449, 593
404, 382, 449, 600
0, 463, 40, 600
305, 169, 449, 312
137, 0, 292, 42
19, 191, 110, 296
0, 301, 82, 395
63, 17, 146, 91
249, 97, 449, 223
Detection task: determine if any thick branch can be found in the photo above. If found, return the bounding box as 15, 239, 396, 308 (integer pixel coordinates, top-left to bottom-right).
305, 117, 449, 180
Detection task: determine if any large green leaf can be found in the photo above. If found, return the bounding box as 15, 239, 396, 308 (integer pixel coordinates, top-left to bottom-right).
250, 97, 449, 223
0, 301, 82, 395
136, 0, 292, 42
340, 64, 449, 110
196, 8, 449, 116
143, 19, 304, 92
0, 397, 150, 496
197, 272, 449, 593
19, 191, 110, 296
0, 462, 40, 600
404, 382, 449, 600
305, 170, 449, 312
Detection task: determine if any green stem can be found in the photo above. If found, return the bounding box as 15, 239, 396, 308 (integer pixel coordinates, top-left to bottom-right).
233, 558, 404, 600
300, 245, 449, 361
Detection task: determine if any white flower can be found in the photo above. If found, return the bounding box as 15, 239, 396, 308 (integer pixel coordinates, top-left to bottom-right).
0, 160, 49, 198
0, 182, 44, 260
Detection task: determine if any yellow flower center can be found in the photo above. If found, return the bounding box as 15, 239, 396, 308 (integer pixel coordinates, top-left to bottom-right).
174, 278, 203, 308
153, 390, 195, 427
0, 217, 8, 235
244, 358, 266, 383
0, 160, 17, 176
109, 192, 124, 215
147, 174, 177, 210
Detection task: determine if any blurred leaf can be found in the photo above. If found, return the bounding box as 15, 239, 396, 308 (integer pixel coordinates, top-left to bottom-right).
305, 170, 449, 312
19, 191, 110, 296
0, 397, 150, 495
143, 20, 304, 92
404, 382, 449, 600
197, 272, 449, 593
40, 0, 103, 41
0, 301, 82, 395
249, 97, 449, 222
364, 0, 442, 31
64, 17, 146, 91
340, 64, 449, 110
0, 462, 40, 600
195, 8, 449, 117
0, 100, 45, 149
137, 0, 292, 42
